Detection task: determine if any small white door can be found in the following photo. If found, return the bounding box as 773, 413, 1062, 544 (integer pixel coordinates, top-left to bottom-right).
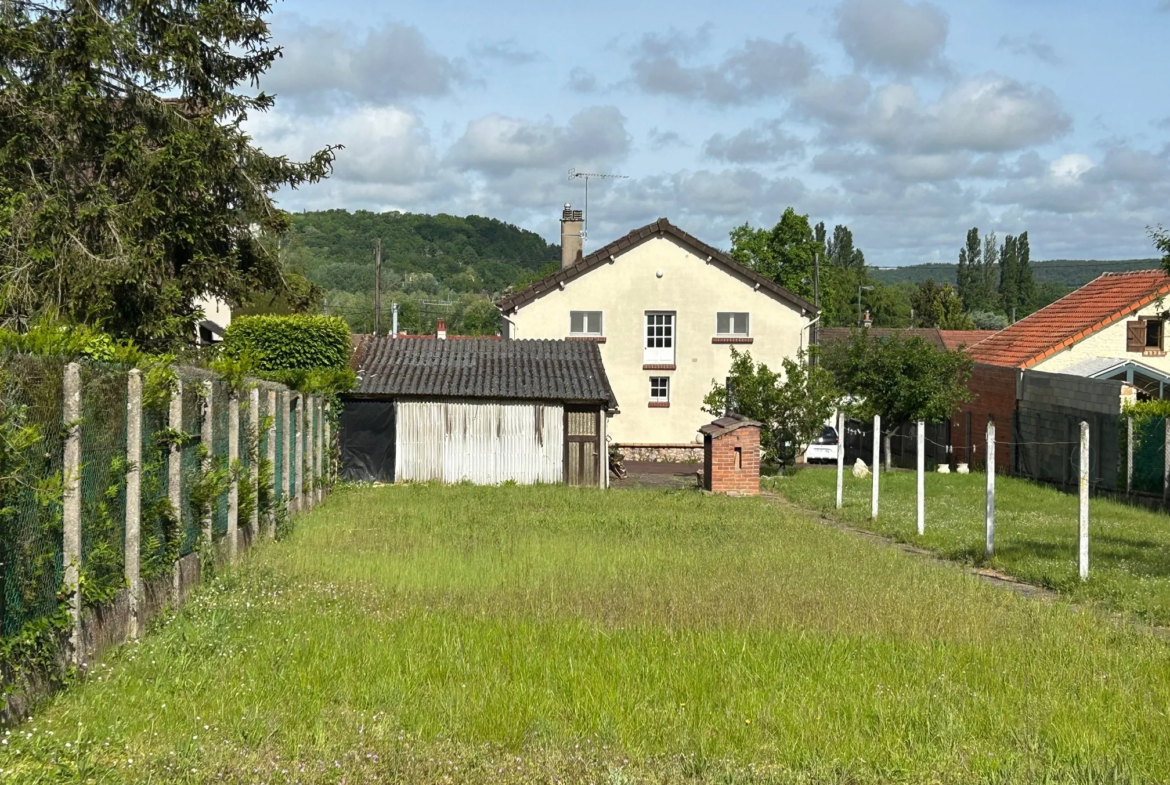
644, 312, 675, 365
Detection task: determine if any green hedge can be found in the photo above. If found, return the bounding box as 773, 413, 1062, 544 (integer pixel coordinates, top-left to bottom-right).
221, 315, 350, 371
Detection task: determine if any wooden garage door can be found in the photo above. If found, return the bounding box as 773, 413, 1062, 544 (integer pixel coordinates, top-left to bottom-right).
564, 407, 600, 487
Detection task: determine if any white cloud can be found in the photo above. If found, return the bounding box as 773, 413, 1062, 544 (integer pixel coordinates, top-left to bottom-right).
470, 38, 545, 65
834, 0, 949, 76
996, 34, 1062, 66
703, 121, 804, 163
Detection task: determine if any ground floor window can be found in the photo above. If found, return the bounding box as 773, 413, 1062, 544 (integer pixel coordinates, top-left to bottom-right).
649, 376, 670, 404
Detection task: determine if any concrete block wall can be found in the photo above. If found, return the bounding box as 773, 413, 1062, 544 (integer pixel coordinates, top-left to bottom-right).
703, 426, 760, 496
1019, 370, 1127, 416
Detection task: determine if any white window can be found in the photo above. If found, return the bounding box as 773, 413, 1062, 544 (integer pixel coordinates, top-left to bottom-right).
644, 312, 675, 365
716, 312, 750, 336
570, 310, 603, 336
649, 376, 670, 403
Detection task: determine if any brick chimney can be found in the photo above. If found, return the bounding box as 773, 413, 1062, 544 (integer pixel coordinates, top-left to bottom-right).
560, 204, 583, 269
863, 310, 873, 328
437, 319, 446, 340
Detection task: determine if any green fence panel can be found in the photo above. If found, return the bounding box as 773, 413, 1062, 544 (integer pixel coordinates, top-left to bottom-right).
78, 363, 128, 608
211, 382, 230, 540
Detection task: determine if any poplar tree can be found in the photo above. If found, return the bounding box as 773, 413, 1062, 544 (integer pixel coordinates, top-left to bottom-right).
1016, 231, 1035, 313
982, 231, 999, 313
999, 235, 1020, 320
956, 227, 981, 310
0, 0, 340, 345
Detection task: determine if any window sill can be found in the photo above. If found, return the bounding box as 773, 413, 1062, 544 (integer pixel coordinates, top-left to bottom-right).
567, 336, 606, 342
1144, 348, 1167, 357
643, 364, 676, 371
712, 336, 753, 344
648, 401, 670, 408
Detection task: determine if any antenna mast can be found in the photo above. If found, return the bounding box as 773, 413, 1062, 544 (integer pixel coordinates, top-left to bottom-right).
568, 168, 628, 248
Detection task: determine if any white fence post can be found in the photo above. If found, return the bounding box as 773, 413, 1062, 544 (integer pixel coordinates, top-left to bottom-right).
62, 362, 82, 665
985, 418, 996, 558
1079, 420, 1090, 581
200, 381, 214, 547
871, 414, 880, 520
1127, 415, 1134, 495
315, 397, 324, 503
294, 394, 304, 513
125, 369, 142, 639
267, 389, 277, 538
227, 392, 239, 562
916, 419, 925, 535
281, 390, 292, 517
168, 380, 183, 600
249, 387, 260, 537
835, 410, 845, 509
1163, 417, 1169, 506
305, 396, 315, 511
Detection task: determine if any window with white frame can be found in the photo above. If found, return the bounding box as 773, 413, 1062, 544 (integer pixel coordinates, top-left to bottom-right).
649, 376, 670, 404
644, 312, 675, 364
716, 312, 750, 336
570, 310, 603, 336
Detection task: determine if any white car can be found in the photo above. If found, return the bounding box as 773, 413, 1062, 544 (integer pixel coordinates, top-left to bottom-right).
803, 425, 840, 464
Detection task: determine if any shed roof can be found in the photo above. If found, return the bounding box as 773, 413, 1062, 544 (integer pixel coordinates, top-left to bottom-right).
970, 270, 1170, 369
349, 337, 618, 407
699, 413, 762, 438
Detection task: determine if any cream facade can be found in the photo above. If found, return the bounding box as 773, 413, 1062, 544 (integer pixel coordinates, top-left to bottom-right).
1032, 303, 1170, 375
502, 231, 813, 448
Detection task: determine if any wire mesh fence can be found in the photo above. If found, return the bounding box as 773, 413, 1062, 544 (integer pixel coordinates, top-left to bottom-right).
78, 364, 128, 607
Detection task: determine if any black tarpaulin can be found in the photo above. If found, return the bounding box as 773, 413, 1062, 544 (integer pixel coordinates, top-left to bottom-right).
339, 399, 395, 482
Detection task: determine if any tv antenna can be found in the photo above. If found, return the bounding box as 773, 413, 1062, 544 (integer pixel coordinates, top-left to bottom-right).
568, 168, 628, 246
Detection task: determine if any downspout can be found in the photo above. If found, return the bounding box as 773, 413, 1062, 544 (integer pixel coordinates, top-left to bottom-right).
800, 313, 823, 359
498, 308, 517, 340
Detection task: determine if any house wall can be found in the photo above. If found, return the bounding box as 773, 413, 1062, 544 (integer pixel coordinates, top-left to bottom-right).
395, 399, 564, 484
1032, 303, 1170, 374
952, 363, 1019, 472
505, 234, 811, 448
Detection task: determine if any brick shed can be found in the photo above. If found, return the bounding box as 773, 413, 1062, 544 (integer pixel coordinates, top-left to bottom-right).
952, 363, 1019, 472
699, 414, 761, 496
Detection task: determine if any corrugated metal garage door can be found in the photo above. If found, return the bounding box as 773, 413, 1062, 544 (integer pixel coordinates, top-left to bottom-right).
395, 400, 563, 485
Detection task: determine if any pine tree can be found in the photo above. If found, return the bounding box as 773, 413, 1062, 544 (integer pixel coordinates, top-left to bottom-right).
1016, 231, 1035, 313
999, 235, 1019, 321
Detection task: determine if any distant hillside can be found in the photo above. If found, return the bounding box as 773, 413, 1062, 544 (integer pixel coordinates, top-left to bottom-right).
284, 210, 560, 296
872, 258, 1163, 289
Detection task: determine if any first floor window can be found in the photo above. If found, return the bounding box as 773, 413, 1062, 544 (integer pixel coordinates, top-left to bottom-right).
650, 376, 670, 403
570, 310, 603, 336
645, 312, 675, 364
1148, 319, 1163, 349
716, 312, 750, 336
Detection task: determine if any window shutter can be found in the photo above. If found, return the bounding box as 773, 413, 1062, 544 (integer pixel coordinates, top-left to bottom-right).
1127, 321, 1145, 352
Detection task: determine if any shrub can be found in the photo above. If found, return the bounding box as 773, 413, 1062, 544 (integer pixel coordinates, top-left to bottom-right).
221, 315, 350, 371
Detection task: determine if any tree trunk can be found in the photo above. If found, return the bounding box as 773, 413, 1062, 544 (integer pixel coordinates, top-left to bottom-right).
883, 430, 892, 473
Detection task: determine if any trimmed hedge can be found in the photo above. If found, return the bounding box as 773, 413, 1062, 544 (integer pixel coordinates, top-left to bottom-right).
221, 315, 350, 371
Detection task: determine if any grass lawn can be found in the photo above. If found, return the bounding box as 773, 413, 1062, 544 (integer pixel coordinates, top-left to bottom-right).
771, 467, 1170, 626
3, 483, 1170, 783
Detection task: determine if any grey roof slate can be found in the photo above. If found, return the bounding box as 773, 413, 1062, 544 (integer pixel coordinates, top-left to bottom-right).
1058, 357, 1131, 378
349, 337, 618, 407
699, 413, 762, 437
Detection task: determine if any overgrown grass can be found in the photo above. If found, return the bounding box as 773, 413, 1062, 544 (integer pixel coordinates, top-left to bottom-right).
4, 483, 1170, 783
772, 467, 1170, 626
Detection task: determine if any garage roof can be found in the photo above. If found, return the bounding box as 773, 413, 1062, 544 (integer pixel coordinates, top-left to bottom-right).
350, 337, 618, 408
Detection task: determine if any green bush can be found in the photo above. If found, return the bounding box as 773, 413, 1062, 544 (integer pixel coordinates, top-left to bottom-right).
221, 315, 350, 371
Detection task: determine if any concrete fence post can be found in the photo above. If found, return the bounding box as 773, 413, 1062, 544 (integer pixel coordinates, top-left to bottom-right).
324, 402, 332, 494
62, 362, 82, 665
1079, 420, 1090, 581
1126, 415, 1134, 495
1163, 417, 1169, 506
916, 419, 926, 536
835, 410, 844, 509
168, 380, 183, 600
985, 417, 996, 558
871, 414, 880, 520
125, 369, 142, 639
267, 389, 277, 538
315, 397, 324, 503
294, 394, 304, 513
249, 387, 260, 537
200, 381, 214, 547
227, 392, 240, 562
304, 396, 314, 512
281, 390, 292, 517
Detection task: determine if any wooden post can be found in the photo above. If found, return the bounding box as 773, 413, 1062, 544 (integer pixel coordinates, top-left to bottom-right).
125, 369, 142, 639
227, 392, 239, 562
249, 387, 260, 536
294, 394, 303, 513
985, 418, 996, 558
200, 381, 214, 547
1079, 420, 1090, 581
871, 414, 880, 520
1126, 415, 1134, 495
835, 410, 844, 509
267, 389, 277, 538
62, 363, 82, 665
168, 380, 183, 600
916, 419, 925, 536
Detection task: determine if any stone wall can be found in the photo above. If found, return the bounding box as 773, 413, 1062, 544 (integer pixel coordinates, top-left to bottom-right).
617, 444, 704, 463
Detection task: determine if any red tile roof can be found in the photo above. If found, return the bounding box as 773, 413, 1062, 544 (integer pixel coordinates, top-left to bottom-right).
969, 270, 1170, 369
938, 330, 997, 351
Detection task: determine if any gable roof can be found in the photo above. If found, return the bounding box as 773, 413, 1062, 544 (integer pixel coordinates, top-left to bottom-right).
348, 336, 618, 407
495, 217, 816, 314
699, 413, 762, 438
817, 327, 994, 352
970, 270, 1170, 369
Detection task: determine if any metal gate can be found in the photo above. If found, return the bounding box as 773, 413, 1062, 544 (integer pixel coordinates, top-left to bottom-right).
564, 406, 600, 487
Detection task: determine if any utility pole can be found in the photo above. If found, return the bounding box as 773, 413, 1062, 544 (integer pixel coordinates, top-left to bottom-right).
374, 239, 383, 336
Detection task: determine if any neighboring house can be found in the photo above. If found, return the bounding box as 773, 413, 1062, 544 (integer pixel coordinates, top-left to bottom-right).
194, 295, 231, 345
970, 270, 1170, 399
496, 215, 816, 461
340, 336, 618, 487
817, 327, 997, 352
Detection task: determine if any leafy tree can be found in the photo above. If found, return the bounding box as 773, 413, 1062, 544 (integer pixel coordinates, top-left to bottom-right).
999, 235, 1020, 319
982, 231, 1000, 311
825, 224, 865, 269
1154, 225, 1170, 272
822, 331, 973, 471
0, 0, 339, 346
1016, 231, 1035, 312
910, 280, 975, 329
729, 207, 819, 302
956, 228, 983, 311
702, 348, 839, 465
968, 310, 1008, 330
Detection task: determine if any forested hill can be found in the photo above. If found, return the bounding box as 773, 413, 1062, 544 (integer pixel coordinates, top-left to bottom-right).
284, 210, 560, 296
872, 258, 1162, 289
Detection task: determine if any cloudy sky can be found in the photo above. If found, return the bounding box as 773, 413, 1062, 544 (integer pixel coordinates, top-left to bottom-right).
250, 0, 1170, 266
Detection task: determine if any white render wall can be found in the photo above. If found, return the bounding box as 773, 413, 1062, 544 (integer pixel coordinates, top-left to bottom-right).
1032, 303, 1170, 375
505, 234, 811, 445
395, 400, 563, 484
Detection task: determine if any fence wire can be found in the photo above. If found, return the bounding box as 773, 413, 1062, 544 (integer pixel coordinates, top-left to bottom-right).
78, 364, 128, 606
178, 377, 204, 556
211, 382, 230, 540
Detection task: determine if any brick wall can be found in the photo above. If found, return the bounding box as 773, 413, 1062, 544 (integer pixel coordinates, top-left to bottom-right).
952, 363, 1019, 472
703, 426, 760, 496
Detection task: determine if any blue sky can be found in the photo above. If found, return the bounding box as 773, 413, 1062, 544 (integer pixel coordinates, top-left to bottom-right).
248, 0, 1170, 266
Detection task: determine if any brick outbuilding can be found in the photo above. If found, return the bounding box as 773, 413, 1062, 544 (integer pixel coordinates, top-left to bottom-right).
700, 414, 761, 496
